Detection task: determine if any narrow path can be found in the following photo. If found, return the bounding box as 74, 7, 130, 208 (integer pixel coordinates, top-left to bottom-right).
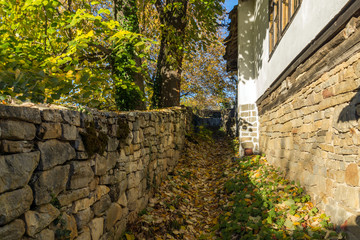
125, 130, 236, 239
124, 130, 345, 240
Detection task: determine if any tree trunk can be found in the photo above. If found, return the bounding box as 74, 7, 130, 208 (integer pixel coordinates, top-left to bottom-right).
153, 0, 188, 108
113, 0, 146, 110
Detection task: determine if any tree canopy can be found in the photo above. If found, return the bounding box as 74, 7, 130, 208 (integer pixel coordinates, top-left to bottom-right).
0, 0, 235, 110
0, 0, 151, 109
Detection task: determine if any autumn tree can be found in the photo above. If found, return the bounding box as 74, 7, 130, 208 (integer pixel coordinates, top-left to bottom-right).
0, 0, 229, 110
112, 0, 146, 110
0, 0, 151, 110
181, 32, 236, 109
152, 0, 224, 108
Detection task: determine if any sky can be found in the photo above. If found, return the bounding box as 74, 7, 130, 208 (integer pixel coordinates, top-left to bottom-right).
225, 0, 238, 12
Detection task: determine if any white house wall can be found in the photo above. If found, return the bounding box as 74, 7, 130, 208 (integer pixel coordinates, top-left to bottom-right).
236, 0, 350, 155
237, 0, 256, 105
252, 0, 350, 100
237, 0, 260, 155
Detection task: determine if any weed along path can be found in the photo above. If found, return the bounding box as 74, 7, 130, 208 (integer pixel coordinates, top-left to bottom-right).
123, 131, 346, 240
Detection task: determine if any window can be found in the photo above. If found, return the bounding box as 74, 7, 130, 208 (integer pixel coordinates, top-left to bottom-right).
269, 0, 302, 55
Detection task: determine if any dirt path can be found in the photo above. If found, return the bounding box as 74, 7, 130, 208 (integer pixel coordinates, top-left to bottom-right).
125, 132, 236, 240
124, 131, 345, 240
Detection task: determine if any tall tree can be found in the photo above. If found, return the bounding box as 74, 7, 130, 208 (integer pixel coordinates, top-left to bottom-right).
152, 0, 188, 108
151, 0, 224, 108
113, 0, 146, 110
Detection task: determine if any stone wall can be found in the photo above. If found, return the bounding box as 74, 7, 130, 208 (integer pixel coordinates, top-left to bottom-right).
238, 104, 259, 155
258, 16, 360, 237
0, 104, 192, 240
192, 109, 222, 129
221, 108, 237, 138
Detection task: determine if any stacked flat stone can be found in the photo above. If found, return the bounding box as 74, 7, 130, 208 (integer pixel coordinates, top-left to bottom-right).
0, 104, 192, 240
238, 104, 259, 154
257, 16, 360, 236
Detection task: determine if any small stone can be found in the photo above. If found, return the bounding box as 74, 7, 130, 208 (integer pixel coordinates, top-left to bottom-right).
114, 219, 127, 240
75, 208, 94, 230
107, 138, 119, 152
105, 203, 123, 231
241, 141, 254, 149
0, 151, 40, 193
37, 122, 62, 139
94, 154, 107, 176
0, 140, 33, 153
94, 153, 117, 176
133, 131, 141, 144
76, 226, 91, 240
57, 188, 90, 206
76, 152, 88, 160
37, 140, 76, 170
345, 163, 359, 186
89, 218, 104, 240
322, 88, 334, 99
99, 169, 126, 185
89, 177, 99, 191
117, 193, 127, 207
93, 195, 111, 216
68, 161, 94, 190
0, 186, 33, 225
25, 204, 60, 237
41, 109, 63, 122
0, 104, 41, 124
34, 229, 55, 240
0, 120, 36, 140
126, 188, 139, 211
72, 197, 95, 213
0, 219, 25, 240
94, 185, 110, 201
62, 124, 77, 140
61, 110, 81, 126
72, 136, 85, 151
127, 172, 140, 189
54, 213, 78, 240
33, 165, 70, 205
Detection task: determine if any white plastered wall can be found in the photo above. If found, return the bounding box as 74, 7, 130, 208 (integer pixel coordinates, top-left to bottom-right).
243, 0, 350, 101
237, 0, 259, 155
237, 0, 350, 155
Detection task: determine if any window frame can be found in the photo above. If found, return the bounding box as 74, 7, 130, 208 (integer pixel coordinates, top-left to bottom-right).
269, 0, 302, 59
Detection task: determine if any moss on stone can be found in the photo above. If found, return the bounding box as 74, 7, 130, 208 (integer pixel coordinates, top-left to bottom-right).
80, 121, 108, 157
116, 118, 130, 141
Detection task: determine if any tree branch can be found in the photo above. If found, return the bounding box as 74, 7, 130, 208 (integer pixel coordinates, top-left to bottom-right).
180, 91, 191, 98
88, 43, 112, 55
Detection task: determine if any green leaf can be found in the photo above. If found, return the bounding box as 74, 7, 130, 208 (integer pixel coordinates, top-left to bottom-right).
98, 8, 110, 15
284, 219, 295, 230
283, 199, 295, 207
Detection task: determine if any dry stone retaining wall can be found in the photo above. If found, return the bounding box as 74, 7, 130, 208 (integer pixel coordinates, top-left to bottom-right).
258, 16, 360, 236
0, 104, 191, 240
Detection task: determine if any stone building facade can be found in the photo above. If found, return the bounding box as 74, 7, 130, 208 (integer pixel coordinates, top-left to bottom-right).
258, 16, 360, 234
225, 0, 360, 237
0, 104, 191, 240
